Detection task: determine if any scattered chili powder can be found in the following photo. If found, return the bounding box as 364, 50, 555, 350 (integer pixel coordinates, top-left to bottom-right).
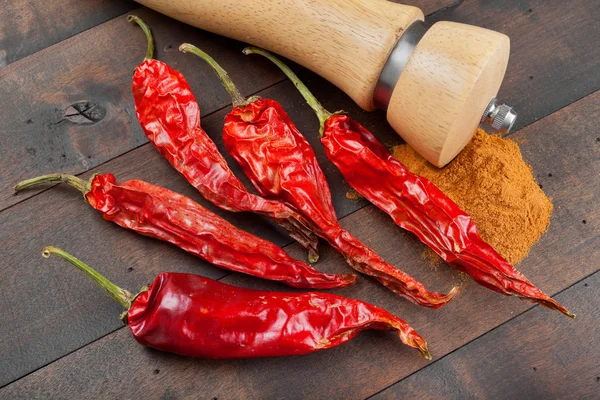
345, 189, 364, 200
392, 128, 552, 265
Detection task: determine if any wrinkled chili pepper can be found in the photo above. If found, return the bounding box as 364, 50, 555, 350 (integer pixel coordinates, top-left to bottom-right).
179, 44, 458, 309
127, 16, 319, 263
15, 173, 355, 289
248, 48, 574, 318
42, 246, 431, 359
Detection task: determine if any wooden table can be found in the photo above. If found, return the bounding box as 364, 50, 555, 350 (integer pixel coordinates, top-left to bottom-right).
1, 1, 598, 398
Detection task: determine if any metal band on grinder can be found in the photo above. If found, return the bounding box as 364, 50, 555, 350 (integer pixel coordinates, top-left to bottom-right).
373, 20, 429, 111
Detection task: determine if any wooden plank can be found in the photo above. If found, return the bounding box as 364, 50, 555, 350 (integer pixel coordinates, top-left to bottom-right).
0, 74, 388, 387
0, 0, 457, 214
0, 0, 453, 69
3, 0, 596, 214
0, 7, 286, 211
372, 273, 600, 400
0, 0, 452, 68
2, 88, 598, 396
428, 0, 600, 132
0, 127, 291, 387
0, 1, 137, 66
393, 0, 460, 16
1, 0, 597, 391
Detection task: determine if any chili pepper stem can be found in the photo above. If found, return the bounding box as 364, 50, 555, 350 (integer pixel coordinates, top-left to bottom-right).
42, 246, 135, 309
128, 15, 154, 60
179, 43, 247, 107
242, 47, 336, 137
14, 173, 92, 195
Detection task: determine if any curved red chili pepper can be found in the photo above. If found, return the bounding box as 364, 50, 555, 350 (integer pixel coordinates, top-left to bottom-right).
180, 44, 458, 308
248, 48, 573, 317
42, 247, 431, 359
15, 173, 355, 289
128, 16, 319, 262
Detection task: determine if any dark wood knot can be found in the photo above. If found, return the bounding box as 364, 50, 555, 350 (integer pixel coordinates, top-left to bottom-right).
62, 101, 106, 125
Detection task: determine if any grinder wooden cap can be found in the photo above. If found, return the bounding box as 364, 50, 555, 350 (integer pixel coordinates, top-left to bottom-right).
386, 21, 511, 167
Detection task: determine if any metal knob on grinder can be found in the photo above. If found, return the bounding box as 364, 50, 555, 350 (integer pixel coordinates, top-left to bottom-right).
136, 0, 517, 167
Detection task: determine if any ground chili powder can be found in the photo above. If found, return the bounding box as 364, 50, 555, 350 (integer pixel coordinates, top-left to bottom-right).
392, 128, 552, 265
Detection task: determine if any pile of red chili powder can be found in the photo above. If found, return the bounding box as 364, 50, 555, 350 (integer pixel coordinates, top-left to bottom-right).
392, 128, 552, 265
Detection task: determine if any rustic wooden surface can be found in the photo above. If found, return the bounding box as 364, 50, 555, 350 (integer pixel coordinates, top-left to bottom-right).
0, 0, 598, 398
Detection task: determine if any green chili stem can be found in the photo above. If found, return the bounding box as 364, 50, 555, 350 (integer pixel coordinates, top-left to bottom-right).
243, 46, 332, 136
128, 15, 154, 60
179, 43, 246, 107
42, 246, 134, 309
14, 173, 91, 194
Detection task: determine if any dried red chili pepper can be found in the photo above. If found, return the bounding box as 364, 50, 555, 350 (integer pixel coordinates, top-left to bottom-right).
15, 173, 355, 289
248, 48, 574, 317
127, 16, 319, 262
179, 44, 458, 309
42, 246, 431, 359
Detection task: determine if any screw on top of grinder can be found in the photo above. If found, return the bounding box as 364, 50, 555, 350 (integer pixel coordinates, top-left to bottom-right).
481, 98, 517, 134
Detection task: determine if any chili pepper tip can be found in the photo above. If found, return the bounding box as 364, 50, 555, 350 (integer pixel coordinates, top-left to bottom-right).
308, 250, 319, 264
421, 346, 432, 360
538, 297, 575, 318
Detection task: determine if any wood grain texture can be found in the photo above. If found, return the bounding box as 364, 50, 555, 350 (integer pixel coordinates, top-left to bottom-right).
3, 0, 596, 215
410, 0, 463, 16
373, 273, 600, 400
0, 7, 285, 211
1, 0, 599, 396
0, 113, 294, 387
428, 0, 600, 132
0, 74, 392, 388
136, 0, 423, 110
2, 88, 598, 397
0, 0, 137, 66
0, 0, 453, 68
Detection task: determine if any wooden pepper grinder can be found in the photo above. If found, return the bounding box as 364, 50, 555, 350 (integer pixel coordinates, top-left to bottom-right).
136, 0, 517, 167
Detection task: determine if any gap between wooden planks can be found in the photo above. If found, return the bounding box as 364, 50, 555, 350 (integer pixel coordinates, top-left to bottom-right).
2, 0, 599, 212
3, 0, 600, 385
0, 1, 137, 66
0, 0, 456, 66
1, 85, 598, 397
0, 0, 454, 211
0, 71, 391, 387
2, 2, 595, 394
372, 272, 600, 400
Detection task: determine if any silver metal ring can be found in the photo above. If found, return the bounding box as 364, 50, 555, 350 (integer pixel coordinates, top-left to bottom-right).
373, 20, 429, 111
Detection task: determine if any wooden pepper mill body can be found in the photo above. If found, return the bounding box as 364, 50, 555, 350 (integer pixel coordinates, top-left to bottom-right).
137, 0, 511, 167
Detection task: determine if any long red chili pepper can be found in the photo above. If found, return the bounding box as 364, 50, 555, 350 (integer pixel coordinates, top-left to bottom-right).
15, 174, 355, 289
247, 48, 574, 317
179, 44, 458, 309
127, 16, 319, 263
42, 246, 431, 359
